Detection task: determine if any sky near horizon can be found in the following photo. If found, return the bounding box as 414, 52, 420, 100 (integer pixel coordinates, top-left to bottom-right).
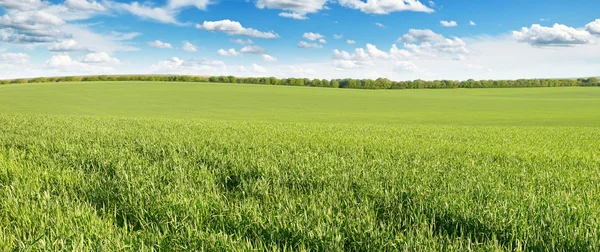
1, 0, 599, 80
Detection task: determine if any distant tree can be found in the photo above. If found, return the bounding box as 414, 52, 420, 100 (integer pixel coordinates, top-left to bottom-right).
330, 79, 340, 88
584, 77, 599, 86
10, 79, 26, 84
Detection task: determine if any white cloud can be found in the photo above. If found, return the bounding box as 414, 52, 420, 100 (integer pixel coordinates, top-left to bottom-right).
109, 31, 141, 40
237, 66, 248, 72
45, 54, 84, 68
0, 10, 68, 43
109, 2, 178, 24
375, 22, 385, 28
58, 24, 140, 53
150, 57, 227, 74
333, 44, 409, 61
440, 20, 457, 27
303, 32, 324, 41
275, 65, 317, 77
48, 39, 87, 52
0, 0, 47, 11
65, 0, 106, 12
586, 19, 600, 35
182, 41, 198, 52
397, 29, 470, 61
217, 48, 241, 56
196, 20, 279, 38
332, 44, 412, 69
394, 61, 418, 72
469, 20, 476, 26
167, 0, 211, 10
333, 34, 343, 39
338, 0, 434, 14
298, 41, 323, 49
108, 0, 213, 24
319, 38, 327, 43
81, 52, 120, 64
513, 23, 594, 47
148, 40, 173, 49
231, 38, 253, 45
240, 45, 265, 54
261, 54, 277, 62
150, 57, 184, 71
44, 54, 114, 73
398, 29, 445, 43
428, 1, 434, 7
346, 39, 355, 44
251, 63, 266, 73
278, 12, 308, 20
255, 0, 328, 17
0, 52, 29, 64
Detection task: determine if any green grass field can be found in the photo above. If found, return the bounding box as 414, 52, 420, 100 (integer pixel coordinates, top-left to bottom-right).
1, 82, 599, 250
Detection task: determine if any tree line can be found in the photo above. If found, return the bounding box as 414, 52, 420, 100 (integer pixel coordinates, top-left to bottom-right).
1, 75, 598, 89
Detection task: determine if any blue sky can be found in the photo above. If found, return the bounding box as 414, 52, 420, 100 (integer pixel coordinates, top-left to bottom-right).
1, 0, 600, 80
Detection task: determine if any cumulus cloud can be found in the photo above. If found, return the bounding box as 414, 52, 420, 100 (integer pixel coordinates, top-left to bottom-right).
332, 44, 413, 69
65, 0, 106, 11
0, 10, 68, 43
586, 19, 600, 35
196, 20, 279, 38
375, 22, 385, 28
150, 57, 227, 74
261, 54, 277, 62
394, 61, 418, 72
251, 63, 266, 73
469, 20, 476, 26
108, 0, 213, 24
400, 31, 470, 60
182, 41, 197, 52
319, 38, 327, 43
148, 40, 173, 49
440, 20, 457, 27
81, 52, 120, 64
398, 29, 445, 43
0, 0, 47, 11
255, 0, 328, 19
167, 0, 211, 10
217, 48, 241, 56
334, 34, 343, 39
303, 32, 324, 41
298, 41, 323, 49
278, 12, 307, 20
45, 54, 83, 68
48, 39, 88, 52
0, 52, 30, 64
513, 23, 594, 47
150, 57, 183, 71
44, 54, 114, 73
231, 38, 253, 45
108, 2, 179, 24
338, 0, 434, 14
346, 39, 356, 44
240, 45, 265, 54
396, 29, 470, 60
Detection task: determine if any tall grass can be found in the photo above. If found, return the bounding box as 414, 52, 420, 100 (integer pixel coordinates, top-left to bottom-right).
1, 114, 599, 251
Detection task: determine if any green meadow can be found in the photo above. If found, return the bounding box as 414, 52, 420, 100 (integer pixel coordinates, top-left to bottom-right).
1, 81, 599, 250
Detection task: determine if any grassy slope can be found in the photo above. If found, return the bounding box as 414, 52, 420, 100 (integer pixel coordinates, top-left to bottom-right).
1, 82, 600, 250
0, 81, 599, 126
